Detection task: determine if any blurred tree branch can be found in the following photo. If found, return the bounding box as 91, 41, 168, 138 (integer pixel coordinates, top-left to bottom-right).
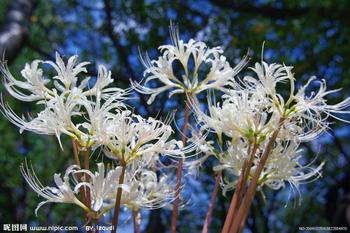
0, 0, 37, 63
209, 0, 310, 18
208, 0, 346, 20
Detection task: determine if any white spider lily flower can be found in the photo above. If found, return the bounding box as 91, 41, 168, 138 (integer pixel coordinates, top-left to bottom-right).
213, 140, 249, 177
0, 89, 86, 148
239, 60, 350, 141
73, 163, 129, 212
261, 142, 324, 191
1, 86, 125, 149
100, 112, 190, 164
121, 169, 175, 210
189, 52, 349, 206
1, 53, 90, 103
286, 78, 350, 141
20, 162, 88, 216
45, 52, 90, 91
1, 52, 124, 103
245, 62, 292, 97
42, 163, 174, 213
216, 140, 324, 195
74, 163, 174, 212
132, 24, 248, 104
193, 90, 275, 143
0, 60, 54, 101
1, 54, 129, 149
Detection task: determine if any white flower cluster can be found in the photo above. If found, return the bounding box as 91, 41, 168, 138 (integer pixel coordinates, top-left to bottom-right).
0, 53, 125, 148
1, 24, 349, 225
0, 53, 188, 215
0, 53, 186, 159
130, 24, 350, 202
132, 24, 248, 104
194, 60, 350, 194
21, 162, 174, 216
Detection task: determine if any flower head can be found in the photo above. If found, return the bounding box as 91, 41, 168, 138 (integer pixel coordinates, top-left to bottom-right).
121, 167, 175, 210
1, 53, 128, 149
132, 23, 248, 104
193, 57, 349, 197
0, 60, 52, 101
99, 111, 191, 164
20, 162, 88, 216
214, 140, 324, 196
243, 60, 350, 141
73, 163, 127, 212
45, 52, 90, 91
262, 142, 324, 191
286, 77, 350, 141
192, 89, 274, 144
22, 162, 174, 216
